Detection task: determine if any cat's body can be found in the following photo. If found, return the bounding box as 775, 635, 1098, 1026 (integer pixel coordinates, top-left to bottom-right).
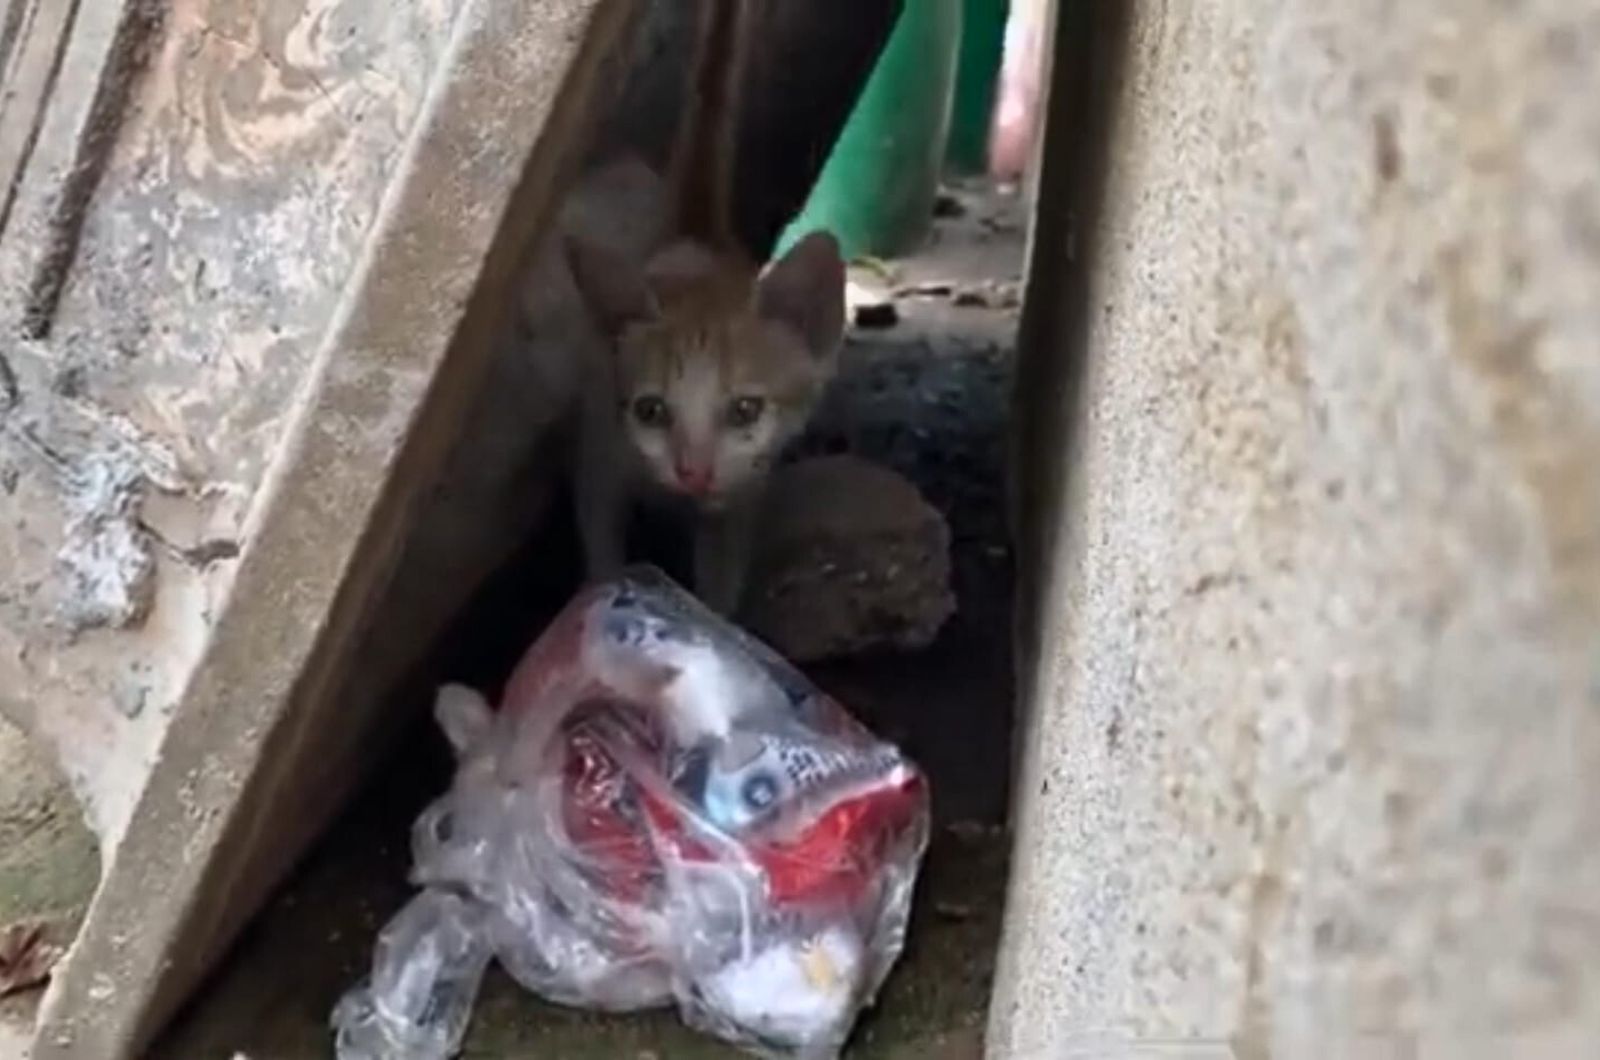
521, 0, 845, 614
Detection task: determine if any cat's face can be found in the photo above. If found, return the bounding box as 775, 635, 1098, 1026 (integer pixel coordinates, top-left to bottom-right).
569, 232, 845, 505
611, 308, 823, 501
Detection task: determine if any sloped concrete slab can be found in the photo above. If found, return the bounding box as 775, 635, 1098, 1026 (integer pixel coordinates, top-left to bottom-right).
25, 1, 638, 1056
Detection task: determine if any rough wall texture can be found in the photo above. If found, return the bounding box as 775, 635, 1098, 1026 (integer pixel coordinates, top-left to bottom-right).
0, 0, 637, 1054
0, 0, 463, 845
995, 0, 1600, 1057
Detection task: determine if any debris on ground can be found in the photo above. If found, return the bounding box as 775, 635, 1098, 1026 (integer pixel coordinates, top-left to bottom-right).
838, 183, 1024, 342
0, 921, 58, 997
852, 300, 901, 330
847, 271, 901, 329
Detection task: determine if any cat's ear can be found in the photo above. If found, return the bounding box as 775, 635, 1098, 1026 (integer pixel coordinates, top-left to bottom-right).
756, 230, 845, 361
565, 235, 658, 335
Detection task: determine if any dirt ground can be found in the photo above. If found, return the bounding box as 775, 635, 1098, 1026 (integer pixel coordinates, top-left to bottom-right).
146, 178, 1027, 1059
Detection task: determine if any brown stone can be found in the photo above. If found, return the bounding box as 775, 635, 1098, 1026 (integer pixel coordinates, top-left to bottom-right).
743, 455, 955, 662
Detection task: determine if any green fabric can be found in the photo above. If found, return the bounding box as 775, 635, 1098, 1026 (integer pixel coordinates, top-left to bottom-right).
947, 0, 1008, 172
777, 0, 964, 260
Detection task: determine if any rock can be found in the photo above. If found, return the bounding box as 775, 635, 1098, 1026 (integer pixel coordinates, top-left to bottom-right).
853, 301, 900, 329
846, 276, 900, 329
743, 455, 955, 662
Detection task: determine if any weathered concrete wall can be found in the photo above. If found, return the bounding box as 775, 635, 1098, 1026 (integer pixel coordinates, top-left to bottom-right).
0, 0, 465, 847
0, 0, 639, 1054
996, 0, 1600, 1057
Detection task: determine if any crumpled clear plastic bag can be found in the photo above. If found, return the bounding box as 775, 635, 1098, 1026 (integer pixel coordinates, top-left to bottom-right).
332, 567, 931, 1059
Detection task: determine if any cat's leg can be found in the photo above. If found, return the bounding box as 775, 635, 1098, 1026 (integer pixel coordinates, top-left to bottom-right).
575, 420, 628, 581
693, 488, 763, 615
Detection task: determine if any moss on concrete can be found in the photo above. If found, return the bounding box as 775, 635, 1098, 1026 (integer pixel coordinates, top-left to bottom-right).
0, 716, 98, 1053
0, 717, 98, 932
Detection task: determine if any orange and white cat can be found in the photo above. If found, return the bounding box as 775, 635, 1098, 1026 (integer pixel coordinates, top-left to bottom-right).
559, 0, 845, 614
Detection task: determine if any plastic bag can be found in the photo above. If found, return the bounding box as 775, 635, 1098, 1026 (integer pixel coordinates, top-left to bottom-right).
332, 567, 930, 1059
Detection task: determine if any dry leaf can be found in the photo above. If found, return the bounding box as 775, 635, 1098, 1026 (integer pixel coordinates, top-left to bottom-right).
0, 920, 61, 997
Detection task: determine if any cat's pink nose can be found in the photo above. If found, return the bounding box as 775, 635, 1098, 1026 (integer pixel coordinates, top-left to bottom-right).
674, 460, 715, 495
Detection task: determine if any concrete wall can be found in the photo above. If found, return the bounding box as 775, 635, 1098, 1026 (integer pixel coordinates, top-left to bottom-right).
0, 0, 469, 849
996, 0, 1600, 1057
1, 0, 639, 1054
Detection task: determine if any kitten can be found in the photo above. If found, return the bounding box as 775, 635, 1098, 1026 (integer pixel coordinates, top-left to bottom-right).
562, 0, 845, 615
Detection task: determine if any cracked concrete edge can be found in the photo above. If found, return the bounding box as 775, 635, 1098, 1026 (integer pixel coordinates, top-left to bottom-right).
0, 0, 144, 292
28, 0, 640, 1056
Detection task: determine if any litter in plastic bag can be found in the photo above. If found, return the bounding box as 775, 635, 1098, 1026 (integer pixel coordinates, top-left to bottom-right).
332, 567, 931, 1059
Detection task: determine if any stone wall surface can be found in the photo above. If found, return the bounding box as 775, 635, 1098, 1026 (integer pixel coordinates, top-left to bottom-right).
0, 0, 636, 1054
995, 0, 1600, 1057
0, 0, 465, 847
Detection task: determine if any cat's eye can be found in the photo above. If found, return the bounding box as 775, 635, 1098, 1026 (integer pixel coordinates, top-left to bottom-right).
632, 395, 671, 427
726, 395, 765, 429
